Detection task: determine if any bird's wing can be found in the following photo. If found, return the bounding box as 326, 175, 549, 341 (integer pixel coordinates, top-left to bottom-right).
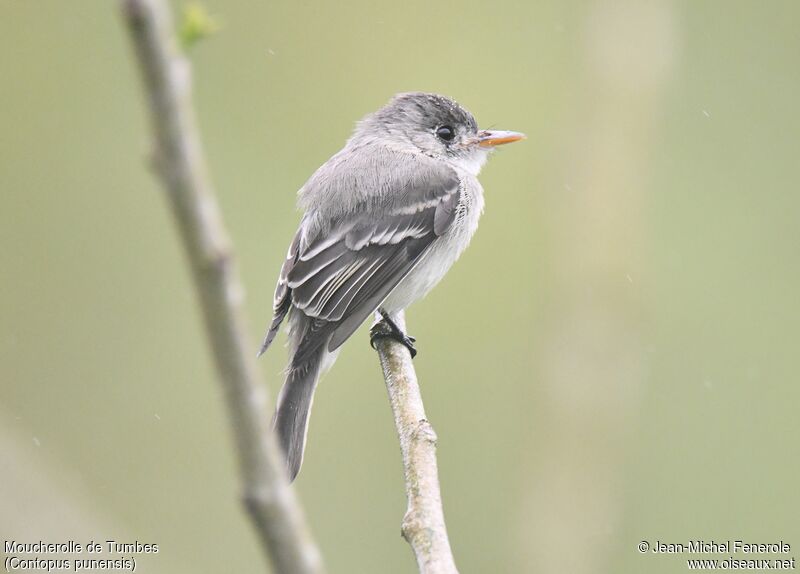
259, 164, 461, 360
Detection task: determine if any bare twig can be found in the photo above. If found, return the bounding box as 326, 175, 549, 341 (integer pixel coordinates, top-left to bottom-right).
371, 312, 459, 574
120, 1, 324, 572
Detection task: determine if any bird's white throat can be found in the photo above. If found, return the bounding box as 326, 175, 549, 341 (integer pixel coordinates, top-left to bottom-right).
449, 149, 490, 177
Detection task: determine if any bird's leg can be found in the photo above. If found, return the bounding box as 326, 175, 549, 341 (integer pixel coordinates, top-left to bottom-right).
370, 309, 417, 358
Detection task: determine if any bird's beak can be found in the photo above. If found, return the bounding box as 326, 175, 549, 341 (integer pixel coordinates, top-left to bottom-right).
477, 130, 526, 147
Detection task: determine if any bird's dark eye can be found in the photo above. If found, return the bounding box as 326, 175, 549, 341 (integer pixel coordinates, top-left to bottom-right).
436, 125, 455, 142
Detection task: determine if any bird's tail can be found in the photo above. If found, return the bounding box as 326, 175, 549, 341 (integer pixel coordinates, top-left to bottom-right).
272, 312, 337, 481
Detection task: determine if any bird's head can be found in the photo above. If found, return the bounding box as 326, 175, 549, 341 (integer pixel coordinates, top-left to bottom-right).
352, 92, 525, 176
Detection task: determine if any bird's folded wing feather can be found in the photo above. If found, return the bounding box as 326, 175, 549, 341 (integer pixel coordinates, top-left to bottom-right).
260, 163, 461, 361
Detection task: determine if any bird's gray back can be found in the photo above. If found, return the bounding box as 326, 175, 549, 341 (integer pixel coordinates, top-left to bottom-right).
297, 143, 458, 242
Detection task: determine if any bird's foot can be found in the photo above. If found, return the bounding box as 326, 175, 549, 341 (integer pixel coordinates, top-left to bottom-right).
370, 314, 417, 358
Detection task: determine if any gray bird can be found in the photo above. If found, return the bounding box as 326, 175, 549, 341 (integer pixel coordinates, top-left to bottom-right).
259, 92, 524, 480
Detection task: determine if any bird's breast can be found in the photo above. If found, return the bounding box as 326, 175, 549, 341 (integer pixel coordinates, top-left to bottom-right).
381, 177, 484, 313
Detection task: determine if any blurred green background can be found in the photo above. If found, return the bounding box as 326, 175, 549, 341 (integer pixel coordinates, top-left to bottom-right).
2, 1, 798, 573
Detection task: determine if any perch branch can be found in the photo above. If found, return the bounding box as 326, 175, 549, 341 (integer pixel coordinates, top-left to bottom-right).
371, 312, 459, 574
120, 1, 324, 572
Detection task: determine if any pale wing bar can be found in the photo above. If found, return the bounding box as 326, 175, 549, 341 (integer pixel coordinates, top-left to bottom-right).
259, 166, 461, 360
